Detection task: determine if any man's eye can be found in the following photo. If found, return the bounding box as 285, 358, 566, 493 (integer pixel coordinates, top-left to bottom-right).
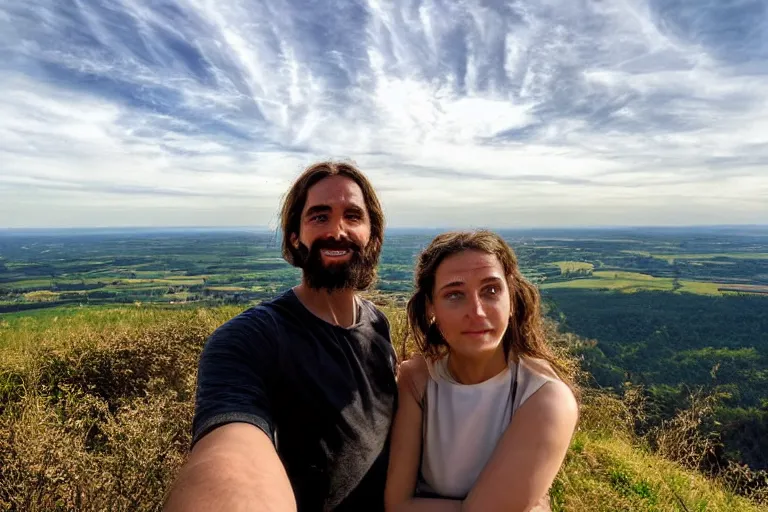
310, 214, 327, 222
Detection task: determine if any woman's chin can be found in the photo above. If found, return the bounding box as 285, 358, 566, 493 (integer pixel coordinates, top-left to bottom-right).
452, 337, 504, 359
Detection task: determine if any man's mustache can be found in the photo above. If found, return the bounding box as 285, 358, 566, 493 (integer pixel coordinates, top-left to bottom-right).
311, 238, 361, 253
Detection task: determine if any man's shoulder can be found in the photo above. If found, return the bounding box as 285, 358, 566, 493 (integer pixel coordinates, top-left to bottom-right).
243, 289, 299, 318
218, 303, 274, 332
357, 294, 389, 319
358, 297, 390, 330
209, 290, 297, 343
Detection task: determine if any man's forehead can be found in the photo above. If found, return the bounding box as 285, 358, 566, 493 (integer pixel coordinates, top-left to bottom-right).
304, 176, 366, 208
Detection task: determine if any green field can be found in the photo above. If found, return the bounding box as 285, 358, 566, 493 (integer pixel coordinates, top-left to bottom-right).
622, 251, 768, 264
677, 280, 730, 295
542, 272, 673, 292
541, 271, 739, 295
551, 261, 595, 274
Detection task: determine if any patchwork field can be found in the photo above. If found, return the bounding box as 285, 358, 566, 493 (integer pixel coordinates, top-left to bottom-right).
3, 227, 768, 312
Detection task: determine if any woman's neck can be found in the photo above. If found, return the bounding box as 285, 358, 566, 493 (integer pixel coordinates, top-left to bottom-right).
447, 347, 508, 385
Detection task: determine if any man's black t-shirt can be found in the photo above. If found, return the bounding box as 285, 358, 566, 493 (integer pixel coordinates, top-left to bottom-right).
192, 289, 397, 511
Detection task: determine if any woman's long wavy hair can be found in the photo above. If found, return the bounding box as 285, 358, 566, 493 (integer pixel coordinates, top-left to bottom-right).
406, 230, 573, 387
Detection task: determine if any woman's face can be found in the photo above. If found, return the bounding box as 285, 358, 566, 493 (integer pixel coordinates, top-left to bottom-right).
428, 250, 511, 360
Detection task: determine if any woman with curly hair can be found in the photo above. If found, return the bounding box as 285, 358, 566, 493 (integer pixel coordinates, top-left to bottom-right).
385, 230, 578, 512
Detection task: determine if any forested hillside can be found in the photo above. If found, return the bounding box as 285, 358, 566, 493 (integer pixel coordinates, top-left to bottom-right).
545, 289, 768, 473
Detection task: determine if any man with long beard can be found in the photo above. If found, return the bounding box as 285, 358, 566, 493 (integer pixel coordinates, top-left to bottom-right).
165, 162, 397, 512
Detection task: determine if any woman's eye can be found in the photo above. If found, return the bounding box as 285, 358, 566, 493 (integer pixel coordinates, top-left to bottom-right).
445, 291, 463, 300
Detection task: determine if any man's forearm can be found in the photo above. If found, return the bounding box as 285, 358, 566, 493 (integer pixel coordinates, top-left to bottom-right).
164, 457, 296, 512
164, 424, 296, 512
388, 497, 464, 512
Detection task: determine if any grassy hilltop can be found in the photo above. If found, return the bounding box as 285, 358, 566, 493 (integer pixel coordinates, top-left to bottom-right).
1, 305, 765, 512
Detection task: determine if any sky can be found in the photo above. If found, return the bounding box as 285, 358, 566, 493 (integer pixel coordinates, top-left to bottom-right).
1, 0, 767, 229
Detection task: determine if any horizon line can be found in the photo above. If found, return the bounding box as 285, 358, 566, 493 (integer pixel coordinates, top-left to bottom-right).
1, 223, 767, 234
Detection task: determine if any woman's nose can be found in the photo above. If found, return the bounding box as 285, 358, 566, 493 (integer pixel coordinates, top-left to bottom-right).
468, 295, 487, 318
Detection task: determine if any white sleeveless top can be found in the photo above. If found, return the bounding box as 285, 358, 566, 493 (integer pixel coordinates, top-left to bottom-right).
417, 356, 558, 499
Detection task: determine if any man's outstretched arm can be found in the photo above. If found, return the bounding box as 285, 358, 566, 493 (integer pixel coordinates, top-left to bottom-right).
164, 423, 296, 512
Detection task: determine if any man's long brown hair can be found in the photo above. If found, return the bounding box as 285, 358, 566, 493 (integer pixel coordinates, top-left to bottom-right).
406, 230, 573, 387
279, 160, 385, 269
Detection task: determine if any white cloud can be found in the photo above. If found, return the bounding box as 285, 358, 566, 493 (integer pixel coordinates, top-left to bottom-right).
0, 0, 767, 228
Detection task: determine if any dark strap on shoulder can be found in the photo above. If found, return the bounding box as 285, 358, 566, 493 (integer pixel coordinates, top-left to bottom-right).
510, 360, 520, 416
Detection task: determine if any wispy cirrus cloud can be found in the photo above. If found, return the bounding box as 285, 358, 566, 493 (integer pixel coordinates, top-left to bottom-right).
1, 0, 767, 228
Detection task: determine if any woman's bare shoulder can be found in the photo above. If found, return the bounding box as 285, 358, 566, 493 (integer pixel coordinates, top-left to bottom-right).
519, 356, 560, 381
527, 379, 579, 423
397, 354, 430, 404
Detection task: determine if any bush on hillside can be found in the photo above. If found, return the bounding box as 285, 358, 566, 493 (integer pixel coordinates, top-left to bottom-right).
0, 309, 223, 511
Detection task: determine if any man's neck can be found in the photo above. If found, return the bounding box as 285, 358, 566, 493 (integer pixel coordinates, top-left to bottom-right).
293, 282, 359, 328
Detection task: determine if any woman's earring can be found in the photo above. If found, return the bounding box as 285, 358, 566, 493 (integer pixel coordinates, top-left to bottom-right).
427, 319, 444, 345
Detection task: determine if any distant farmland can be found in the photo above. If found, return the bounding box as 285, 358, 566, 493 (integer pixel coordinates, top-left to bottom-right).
541, 270, 740, 296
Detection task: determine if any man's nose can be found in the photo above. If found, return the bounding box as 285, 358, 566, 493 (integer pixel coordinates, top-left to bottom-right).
323, 216, 346, 240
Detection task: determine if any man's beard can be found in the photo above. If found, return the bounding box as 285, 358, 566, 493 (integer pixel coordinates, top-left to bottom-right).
297, 238, 377, 291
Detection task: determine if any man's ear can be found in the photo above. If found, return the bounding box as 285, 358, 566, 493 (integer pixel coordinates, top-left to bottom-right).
290, 232, 300, 249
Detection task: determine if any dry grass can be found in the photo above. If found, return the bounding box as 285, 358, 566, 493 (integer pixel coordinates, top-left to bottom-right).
0, 307, 237, 512
553, 431, 764, 512
0, 304, 765, 511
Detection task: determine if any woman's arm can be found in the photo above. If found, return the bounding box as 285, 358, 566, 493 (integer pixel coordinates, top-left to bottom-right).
462, 379, 579, 512
385, 358, 462, 512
